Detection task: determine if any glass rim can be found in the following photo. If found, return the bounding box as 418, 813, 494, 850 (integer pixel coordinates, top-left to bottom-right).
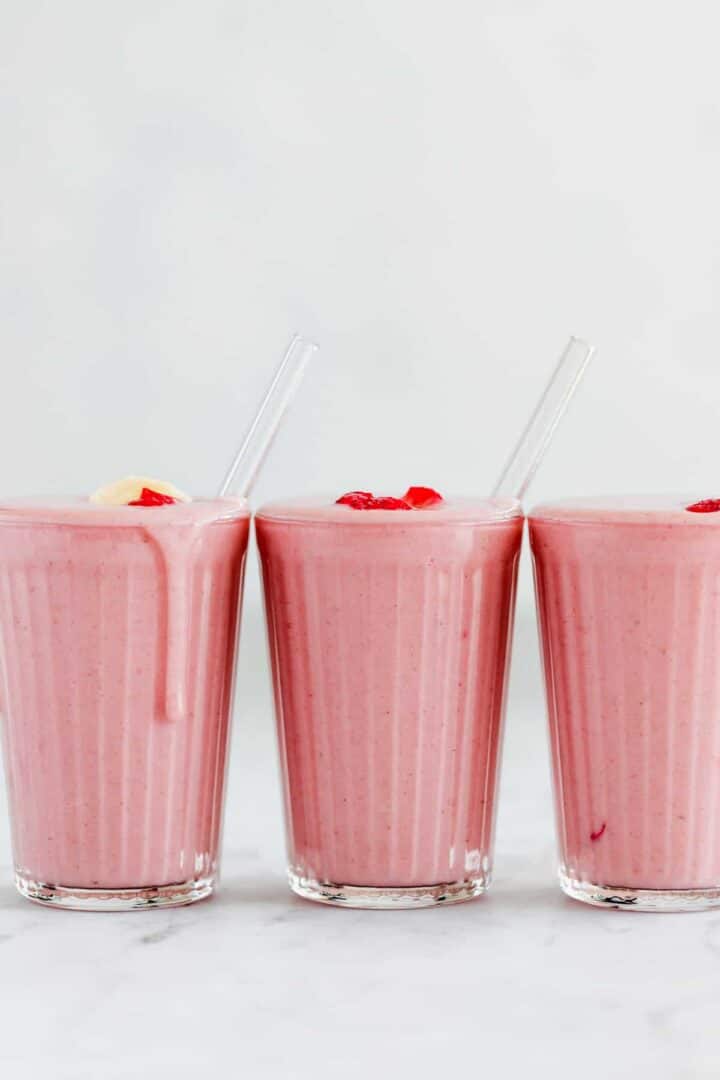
0, 495, 250, 527
530, 494, 720, 527
255, 494, 523, 527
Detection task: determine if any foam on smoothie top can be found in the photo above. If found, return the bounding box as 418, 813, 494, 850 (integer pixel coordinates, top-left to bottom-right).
257, 495, 522, 525
530, 495, 720, 525
0, 475, 250, 525
0, 495, 248, 526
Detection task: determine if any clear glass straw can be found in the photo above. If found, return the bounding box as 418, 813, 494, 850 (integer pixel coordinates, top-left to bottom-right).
492, 336, 595, 501
218, 334, 319, 498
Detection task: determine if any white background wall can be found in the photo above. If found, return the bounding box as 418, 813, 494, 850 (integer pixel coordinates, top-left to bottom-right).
4, 4, 720, 741
6, 0, 720, 817
5, 0, 720, 720
4, 1, 720, 505
4, 6, 720, 1074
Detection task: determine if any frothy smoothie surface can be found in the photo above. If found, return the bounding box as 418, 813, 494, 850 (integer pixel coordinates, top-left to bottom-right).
257, 494, 521, 524
532, 494, 720, 525
0, 494, 249, 903
0, 495, 246, 524
530, 495, 720, 903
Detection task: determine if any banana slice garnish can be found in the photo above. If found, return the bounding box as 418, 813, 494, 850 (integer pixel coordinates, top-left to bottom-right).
90, 476, 191, 505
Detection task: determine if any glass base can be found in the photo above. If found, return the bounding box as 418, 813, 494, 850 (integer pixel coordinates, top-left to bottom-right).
288, 869, 489, 909
15, 873, 215, 911
560, 871, 720, 913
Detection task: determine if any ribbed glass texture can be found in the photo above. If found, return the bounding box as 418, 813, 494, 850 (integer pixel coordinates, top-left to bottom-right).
0, 514, 249, 903
257, 513, 522, 903
531, 514, 720, 901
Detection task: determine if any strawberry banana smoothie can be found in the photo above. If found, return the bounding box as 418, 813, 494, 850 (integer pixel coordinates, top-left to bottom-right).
0, 479, 249, 909
256, 487, 523, 908
531, 495, 720, 911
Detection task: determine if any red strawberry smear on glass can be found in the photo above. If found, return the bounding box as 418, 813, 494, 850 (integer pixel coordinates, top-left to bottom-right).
590, 822, 606, 842
686, 499, 720, 513
128, 488, 178, 507
402, 486, 443, 509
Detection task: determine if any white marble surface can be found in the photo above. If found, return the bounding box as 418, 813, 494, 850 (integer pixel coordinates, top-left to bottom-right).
2, 604, 720, 1079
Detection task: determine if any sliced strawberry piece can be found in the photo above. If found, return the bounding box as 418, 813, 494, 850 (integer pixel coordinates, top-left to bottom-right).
402, 486, 443, 509
368, 496, 411, 510
128, 487, 178, 507
336, 491, 374, 509
686, 499, 720, 513
336, 491, 410, 510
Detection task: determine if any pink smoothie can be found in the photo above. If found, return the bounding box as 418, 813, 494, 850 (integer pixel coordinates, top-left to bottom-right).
0, 497, 249, 906
531, 496, 720, 904
256, 496, 523, 905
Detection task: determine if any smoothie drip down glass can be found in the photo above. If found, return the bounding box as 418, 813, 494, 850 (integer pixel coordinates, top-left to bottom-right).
0, 335, 317, 911
0, 496, 249, 909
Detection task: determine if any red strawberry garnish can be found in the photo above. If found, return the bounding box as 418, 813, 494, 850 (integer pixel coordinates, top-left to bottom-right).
336, 491, 410, 510
402, 486, 443, 509
128, 488, 178, 507
687, 499, 720, 513
336, 491, 374, 509
336, 488, 445, 510
368, 496, 411, 510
